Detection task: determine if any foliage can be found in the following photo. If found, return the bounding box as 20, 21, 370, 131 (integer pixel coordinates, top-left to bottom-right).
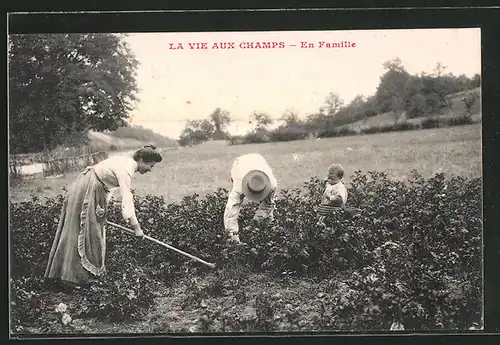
269, 126, 309, 142
227, 59, 479, 147
320, 92, 344, 117
178, 108, 231, 146
10, 194, 158, 331
9, 33, 139, 153
318, 126, 358, 138
334, 95, 376, 127
360, 122, 420, 135
421, 116, 476, 130
178, 119, 215, 146
249, 112, 273, 132
461, 92, 480, 118
279, 109, 302, 126
447, 115, 475, 126
10, 171, 482, 332
229, 115, 477, 145
209, 108, 232, 139
421, 117, 442, 129
376, 58, 411, 119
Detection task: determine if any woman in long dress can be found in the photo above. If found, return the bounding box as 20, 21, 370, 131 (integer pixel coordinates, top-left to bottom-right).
44, 145, 163, 288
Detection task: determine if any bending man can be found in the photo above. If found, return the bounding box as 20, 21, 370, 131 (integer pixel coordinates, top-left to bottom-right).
224, 153, 278, 244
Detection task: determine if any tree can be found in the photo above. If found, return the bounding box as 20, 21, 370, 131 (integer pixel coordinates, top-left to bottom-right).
249, 112, 273, 132
334, 95, 366, 126
279, 109, 301, 126
209, 107, 231, 139
406, 93, 428, 118
362, 95, 379, 120
457, 74, 470, 90
8, 33, 139, 153
403, 76, 432, 118
382, 57, 405, 73
471, 74, 481, 89
178, 119, 214, 146
320, 92, 344, 116
305, 113, 328, 132
430, 62, 453, 113
376, 58, 411, 123
461, 92, 480, 118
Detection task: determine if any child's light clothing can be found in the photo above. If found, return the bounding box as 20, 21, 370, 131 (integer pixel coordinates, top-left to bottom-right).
321, 181, 348, 207
317, 181, 348, 226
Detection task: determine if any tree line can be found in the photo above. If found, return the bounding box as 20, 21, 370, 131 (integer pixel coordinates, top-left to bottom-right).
8, 33, 480, 151
178, 57, 480, 146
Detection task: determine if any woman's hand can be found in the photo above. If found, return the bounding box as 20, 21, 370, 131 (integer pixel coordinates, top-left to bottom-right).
133, 223, 144, 239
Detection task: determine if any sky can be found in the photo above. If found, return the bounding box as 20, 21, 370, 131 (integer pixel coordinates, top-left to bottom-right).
124, 28, 481, 139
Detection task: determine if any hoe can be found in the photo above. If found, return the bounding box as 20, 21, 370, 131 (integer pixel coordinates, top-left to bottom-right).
107, 221, 216, 269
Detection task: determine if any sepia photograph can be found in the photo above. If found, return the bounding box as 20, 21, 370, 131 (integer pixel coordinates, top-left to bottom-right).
8, 26, 482, 336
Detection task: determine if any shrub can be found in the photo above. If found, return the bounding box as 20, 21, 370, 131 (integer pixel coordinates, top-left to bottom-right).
241, 130, 272, 144
318, 127, 358, 138
391, 122, 420, 131
421, 117, 441, 129
447, 115, 474, 126
270, 126, 309, 142
9, 171, 482, 332
361, 122, 420, 134
228, 136, 247, 146
421, 115, 475, 130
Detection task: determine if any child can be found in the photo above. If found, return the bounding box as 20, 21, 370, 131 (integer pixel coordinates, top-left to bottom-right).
316, 164, 348, 227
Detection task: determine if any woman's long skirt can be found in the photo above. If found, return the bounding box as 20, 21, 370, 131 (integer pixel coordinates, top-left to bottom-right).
44, 167, 108, 285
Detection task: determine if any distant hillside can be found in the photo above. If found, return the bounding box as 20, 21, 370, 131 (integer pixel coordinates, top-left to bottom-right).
346, 87, 481, 131
88, 125, 178, 151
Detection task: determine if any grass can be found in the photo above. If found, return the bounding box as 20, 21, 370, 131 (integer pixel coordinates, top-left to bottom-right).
9, 124, 482, 204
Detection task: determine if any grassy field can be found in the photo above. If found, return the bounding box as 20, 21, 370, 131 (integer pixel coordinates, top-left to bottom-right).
10, 124, 482, 204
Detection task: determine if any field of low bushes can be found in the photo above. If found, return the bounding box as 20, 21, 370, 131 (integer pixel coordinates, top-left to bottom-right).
9, 170, 482, 335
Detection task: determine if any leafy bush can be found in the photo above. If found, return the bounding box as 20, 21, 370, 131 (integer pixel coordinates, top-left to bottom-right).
72, 263, 158, 322
10, 171, 482, 332
421, 117, 442, 129
227, 136, 247, 146
9, 195, 159, 331
392, 122, 420, 131
361, 122, 420, 134
270, 126, 309, 142
421, 115, 475, 130
447, 115, 474, 126
230, 130, 272, 145
318, 127, 358, 138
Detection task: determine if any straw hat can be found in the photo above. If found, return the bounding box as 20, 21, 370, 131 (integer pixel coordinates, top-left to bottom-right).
241, 170, 272, 201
